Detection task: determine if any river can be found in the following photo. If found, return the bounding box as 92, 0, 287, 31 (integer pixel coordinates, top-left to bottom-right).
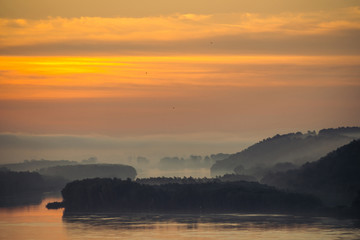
0, 194, 359, 240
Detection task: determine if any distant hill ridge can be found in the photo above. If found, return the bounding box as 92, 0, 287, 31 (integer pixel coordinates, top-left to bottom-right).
0, 157, 98, 172
211, 127, 360, 177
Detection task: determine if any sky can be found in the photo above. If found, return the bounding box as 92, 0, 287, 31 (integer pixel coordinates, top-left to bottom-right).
0, 0, 359, 163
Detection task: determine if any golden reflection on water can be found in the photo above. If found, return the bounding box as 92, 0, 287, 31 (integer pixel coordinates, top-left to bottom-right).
0, 196, 360, 240
0, 196, 66, 240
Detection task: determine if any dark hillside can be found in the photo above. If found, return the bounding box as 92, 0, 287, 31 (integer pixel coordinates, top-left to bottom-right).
261, 140, 360, 206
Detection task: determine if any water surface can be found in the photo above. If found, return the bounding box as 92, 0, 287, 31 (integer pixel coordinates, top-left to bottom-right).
0, 196, 359, 240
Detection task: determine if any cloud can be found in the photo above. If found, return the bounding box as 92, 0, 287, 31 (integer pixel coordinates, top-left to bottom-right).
1, 8, 360, 55
1, 0, 360, 19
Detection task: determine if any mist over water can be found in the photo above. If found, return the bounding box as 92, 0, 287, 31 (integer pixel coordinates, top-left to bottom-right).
0, 133, 253, 164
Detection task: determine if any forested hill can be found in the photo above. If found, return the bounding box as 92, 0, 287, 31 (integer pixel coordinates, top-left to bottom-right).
59, 178, 321, 213
211, 127, 360, 177
261, 140, 360, 206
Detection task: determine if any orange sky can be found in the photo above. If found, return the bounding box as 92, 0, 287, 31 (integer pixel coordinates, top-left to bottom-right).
0, 0, 359, 161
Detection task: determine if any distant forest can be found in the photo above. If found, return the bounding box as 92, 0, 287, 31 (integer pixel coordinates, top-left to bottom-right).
38, 164, 137, 181
157, 153, 230, 170
136, 174, 257, 185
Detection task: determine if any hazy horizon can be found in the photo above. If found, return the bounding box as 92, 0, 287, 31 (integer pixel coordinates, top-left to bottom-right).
0, 131, 253, 164
0, 126, 358, 165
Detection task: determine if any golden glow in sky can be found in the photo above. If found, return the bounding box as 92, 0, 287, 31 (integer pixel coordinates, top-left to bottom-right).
1, 55, 359, 100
